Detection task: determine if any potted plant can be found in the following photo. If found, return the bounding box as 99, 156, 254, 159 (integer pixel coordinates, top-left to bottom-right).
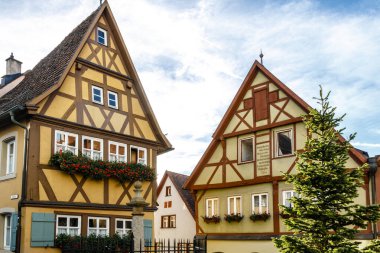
202, 215, 221, 224
249, 211, 270, 222
224, 213, 244, 223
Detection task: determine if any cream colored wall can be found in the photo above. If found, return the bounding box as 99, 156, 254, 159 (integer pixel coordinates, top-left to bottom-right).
0, 124, 25, 210
197, 184, 273, 234
207, 239, 278, 253
21, 206, 154, 253
154, 178, 195, 240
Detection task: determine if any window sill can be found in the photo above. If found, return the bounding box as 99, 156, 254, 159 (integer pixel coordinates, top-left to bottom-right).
0, 173, 16, 181
237, 160, 255, 165
273, 154, 295, 160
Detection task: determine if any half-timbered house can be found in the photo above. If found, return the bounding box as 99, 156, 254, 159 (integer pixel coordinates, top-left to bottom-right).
0, 1, 171, 252
184, 60, 372, 253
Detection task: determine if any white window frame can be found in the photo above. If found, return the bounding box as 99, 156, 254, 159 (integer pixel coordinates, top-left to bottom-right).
227, 196, 242, 215
275, 129, 293, 157
92, 86, 104, 105
6, 140, 15, 175
96, 27, 108, 46
82, 136, 103, 160
88, 217, 109, 236
108, 141, 127, 162
206, 198, 219, 217
115, 218, 132, 236
161, 216, 169, 228
56, 215, 81, 236
252, 193, 269, 214
165, 186, 171, 196
283, 190, 297, 208
3, 214, 11, 250
169, 215, 176, 228
107, 91, 118, 109
130, 145, 147, 165
238, 137, 254, 163
54, 130, 78, 155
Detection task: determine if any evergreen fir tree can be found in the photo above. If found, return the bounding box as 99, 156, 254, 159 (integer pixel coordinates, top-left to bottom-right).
273, 88, 380, 253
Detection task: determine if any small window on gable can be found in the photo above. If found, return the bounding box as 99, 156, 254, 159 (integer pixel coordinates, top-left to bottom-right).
239, 137, 254, 163
130, 146, 147, 165
165, 186, 171, 196
92, 86, 103, 104
275, 129, 293, 157
97, 27, 107, 46
107, 91, 118, 109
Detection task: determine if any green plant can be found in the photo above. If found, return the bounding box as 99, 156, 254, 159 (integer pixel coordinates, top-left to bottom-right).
49, 150, 155, 183
249, 212, 270, 222
55, 233, 132, 249
202, 215, 221, 224
224, 214, 244, 223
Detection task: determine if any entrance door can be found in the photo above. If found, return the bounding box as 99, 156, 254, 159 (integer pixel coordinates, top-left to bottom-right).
3, 214, 11, 250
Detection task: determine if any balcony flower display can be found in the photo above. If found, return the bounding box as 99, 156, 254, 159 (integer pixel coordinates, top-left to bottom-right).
249, 212, 270, 222
202, 215, 221, 224
49, 151, 155, 183
224, 213, 244, 223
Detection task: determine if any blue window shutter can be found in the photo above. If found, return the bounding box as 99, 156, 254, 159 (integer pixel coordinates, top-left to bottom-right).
31, 213, 55, 247
143, 219, 152, 242
10, 212, 18, 251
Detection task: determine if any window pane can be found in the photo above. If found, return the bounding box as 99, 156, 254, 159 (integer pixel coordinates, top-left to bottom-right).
236, 197, 241, 214
99, 219, 107, 228
241, 139, 253, 162
88, 228, 97, 235
262, 195, 267, 207
93, 141, 101, 151
207, 200, 212, 216
58, 217, 67, 226
9, 143, 14, 154
229, 198, 234, 214
126, 220, 132, 229
68, 136, 76, 147
56, 133, 65, 144
58, 228, 67, 235
83, 139, 91, 149
214, 199, 219, 215
119, 146, 125, 155
89, 219, 96, 228
254, 196, 259, 207
138, 150, 145, 159
110, 144, 117, 154
94, 89, 101, 96
116, 220, 123, 228
69, 228, 79, 236
109, 93, 115, 100
278, 131, 292, 155
110, 154, 117, 162
70, 218, 78, 227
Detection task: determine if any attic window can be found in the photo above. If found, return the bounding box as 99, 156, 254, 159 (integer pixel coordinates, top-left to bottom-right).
97, 27, 108, 46
92, 86, 103, 104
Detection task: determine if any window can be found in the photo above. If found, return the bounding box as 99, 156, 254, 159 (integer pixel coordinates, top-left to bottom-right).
275, 129, 293, 157
97, 27, 107, 46
56, 215, 81, 236
239, 137, 254, 163
55, 130, 78, 154
6, 141, 15, 175
164, 201, 172, 208
115, 218, 131, 236
109, 141, 127, 162
4, 214, 11, 250
88, 217, 109, 236
252, 193, 268, 214
165, 186, 171, 196
161, 215, 176, 228
107, 91, 118, 109
130, 146, 147, 165
227, 196, 242, 215
283, 190, 298, 208
82, 136, 103, 160
92, 86, 103, 104
206, 198, 219, 217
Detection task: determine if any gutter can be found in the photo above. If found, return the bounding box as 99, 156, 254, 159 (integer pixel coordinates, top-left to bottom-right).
368, 156, 378, 239
9, 106, 29, 253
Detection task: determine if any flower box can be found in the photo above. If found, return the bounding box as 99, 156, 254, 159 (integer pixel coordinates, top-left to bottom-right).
224, 214, 244, 223
249, 212, 271, 222
49, 151, 155, 183
202, 215, 221, 224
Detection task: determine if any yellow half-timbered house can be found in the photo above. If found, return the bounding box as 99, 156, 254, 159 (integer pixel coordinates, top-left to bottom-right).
184, 60, 371, 253
0, 1, 171, 252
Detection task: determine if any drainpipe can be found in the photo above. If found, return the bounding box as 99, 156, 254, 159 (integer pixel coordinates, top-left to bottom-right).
10, 107, 29, 253
368, 156, 378, 239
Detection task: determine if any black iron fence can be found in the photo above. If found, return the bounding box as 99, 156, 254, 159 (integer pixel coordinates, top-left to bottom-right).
60, 236, 206, 253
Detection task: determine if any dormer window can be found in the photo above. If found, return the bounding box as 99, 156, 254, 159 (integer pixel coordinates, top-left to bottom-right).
97, 27, 107, 46
92, 86, 103, 104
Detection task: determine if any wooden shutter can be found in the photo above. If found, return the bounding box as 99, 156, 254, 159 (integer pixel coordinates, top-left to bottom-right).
31, 213, 55, 247
143, 219, 152, 245
10, 212, 18, 251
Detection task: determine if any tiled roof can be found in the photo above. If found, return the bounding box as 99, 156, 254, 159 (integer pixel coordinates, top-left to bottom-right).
0, 6, 100, 114
166, 171, 195, 218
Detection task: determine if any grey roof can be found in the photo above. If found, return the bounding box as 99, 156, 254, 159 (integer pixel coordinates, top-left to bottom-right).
0, 7, 100, 114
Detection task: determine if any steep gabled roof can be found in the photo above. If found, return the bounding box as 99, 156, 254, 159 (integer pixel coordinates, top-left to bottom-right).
0, 6, 102, 113
184, 60, 367, 189
157, 171, 195, 218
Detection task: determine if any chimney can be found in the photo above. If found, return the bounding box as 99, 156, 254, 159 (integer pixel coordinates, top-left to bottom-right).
6, 53, 22, 75
1, 53, 22, 87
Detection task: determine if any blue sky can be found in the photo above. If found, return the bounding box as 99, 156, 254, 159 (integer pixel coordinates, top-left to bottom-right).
1, 0, 379, 179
